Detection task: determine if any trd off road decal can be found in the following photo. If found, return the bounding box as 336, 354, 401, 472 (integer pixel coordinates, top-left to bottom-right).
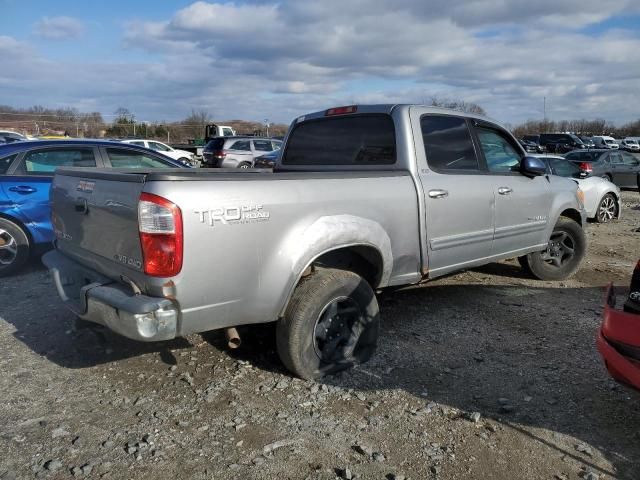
194, 205, 270, 227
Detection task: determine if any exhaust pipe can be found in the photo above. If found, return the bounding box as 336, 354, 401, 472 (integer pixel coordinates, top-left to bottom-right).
225, 327, 241, 349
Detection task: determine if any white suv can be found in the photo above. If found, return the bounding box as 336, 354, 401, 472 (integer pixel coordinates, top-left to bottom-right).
122, 139, 195, 164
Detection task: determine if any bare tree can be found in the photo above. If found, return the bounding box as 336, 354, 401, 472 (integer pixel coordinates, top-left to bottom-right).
429, 96, 487, 115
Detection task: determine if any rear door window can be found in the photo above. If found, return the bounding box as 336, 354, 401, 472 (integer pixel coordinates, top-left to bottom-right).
283, 115, 396, 166
229, 140, 251, 151
18, 148, 97, 174
105, 148, 175, 168
621, 152, 640, 165
421, 115, 479, 172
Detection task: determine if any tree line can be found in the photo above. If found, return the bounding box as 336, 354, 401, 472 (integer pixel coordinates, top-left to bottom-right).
0, 106, 289, 142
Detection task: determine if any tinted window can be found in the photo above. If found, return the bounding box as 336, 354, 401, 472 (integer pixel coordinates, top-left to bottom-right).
0, 153, 18, 174
283, 115, 395, 166
549, 158, 581, 177
420, 115, 478, 171
230, 140, 251, 151
222, 128, 234, 136
205, 138, 225, 150
476, 127, 522, 173
253, 140, 273, 152
565, 151, 600, 162
20, 148, 96, 174
106, 148, 174, 168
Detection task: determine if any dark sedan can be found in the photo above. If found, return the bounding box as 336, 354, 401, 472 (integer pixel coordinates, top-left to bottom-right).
565, 149, 640, 188
253, 149, 281, 169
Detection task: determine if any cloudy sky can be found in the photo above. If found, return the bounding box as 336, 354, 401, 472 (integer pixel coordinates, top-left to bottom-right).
1, 0, 640, 125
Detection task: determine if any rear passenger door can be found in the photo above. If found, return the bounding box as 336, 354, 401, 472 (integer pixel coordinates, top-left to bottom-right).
4, 146, 100, 242
472, 121, 552, 256
414, 113, 496, 276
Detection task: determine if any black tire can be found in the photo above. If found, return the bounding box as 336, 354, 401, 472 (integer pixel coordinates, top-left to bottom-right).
177, 157, 191, 164
602, 173, 612, 181
238, 162, 252, 169
595, 193, 618, 223
519, 217, 586, 281
276, 268, 380, 380
0, 218, 30, 277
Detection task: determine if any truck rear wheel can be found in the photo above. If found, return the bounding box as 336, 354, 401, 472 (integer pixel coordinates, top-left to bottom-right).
0, 218, 30, 277
519, 217, 585, 281
276, 268, 380, 380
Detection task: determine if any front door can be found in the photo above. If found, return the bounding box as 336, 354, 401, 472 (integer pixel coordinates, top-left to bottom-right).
414, 112, 496, 276
472, 122, 552, 256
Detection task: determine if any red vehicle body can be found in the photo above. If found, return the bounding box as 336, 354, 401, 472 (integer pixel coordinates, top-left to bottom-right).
597, 261, 640, 391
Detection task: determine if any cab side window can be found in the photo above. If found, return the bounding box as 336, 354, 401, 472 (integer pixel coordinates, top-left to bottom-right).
421, 115, 479, 172
476, 127, 522, 173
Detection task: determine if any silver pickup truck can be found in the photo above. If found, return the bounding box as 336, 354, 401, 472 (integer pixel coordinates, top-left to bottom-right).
43, 104, 587, 379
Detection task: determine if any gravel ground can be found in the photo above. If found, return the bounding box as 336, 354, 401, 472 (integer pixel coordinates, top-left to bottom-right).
1, 191, 639, 480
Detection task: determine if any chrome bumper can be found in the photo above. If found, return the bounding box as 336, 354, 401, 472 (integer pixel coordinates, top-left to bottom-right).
42, 250, 178, 342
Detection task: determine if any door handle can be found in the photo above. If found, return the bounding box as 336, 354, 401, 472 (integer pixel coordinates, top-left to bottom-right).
498, 187, 513, 195
428, 189, 449, 199
8, 185, 37, 194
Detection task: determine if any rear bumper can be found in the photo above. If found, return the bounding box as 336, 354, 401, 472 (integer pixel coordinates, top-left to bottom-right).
42, 250, 178, 342
597, 283, 640, 391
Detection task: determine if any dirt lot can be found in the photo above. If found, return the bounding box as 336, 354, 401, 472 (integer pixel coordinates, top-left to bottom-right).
1, 191, 639, 480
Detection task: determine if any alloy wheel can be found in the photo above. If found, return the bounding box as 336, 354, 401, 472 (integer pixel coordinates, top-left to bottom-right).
597, 196, 616, 222
0, 229, 18, 266
541, 231, 575, 268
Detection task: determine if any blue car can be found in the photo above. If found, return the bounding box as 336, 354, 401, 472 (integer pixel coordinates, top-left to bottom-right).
0, 139, 187, 276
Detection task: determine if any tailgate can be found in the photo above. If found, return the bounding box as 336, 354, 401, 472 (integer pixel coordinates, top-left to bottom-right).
51, 168, 147, 278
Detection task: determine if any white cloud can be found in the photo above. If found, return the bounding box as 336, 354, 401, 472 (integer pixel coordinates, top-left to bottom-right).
33, 16, 84, 40
5, 2, 640, 126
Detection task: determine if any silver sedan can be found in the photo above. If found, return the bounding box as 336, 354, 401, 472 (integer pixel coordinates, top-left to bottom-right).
535, 155, 622, 223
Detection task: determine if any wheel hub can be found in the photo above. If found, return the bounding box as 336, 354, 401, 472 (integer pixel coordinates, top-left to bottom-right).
313, 297, 362, 362
0, 229, 18, 266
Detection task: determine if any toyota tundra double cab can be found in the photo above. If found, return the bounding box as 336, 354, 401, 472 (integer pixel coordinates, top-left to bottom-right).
43, 104, 587, 379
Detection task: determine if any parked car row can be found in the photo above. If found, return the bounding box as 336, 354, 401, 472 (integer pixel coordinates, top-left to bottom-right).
521, 133, 640, 154
202, 136, 282, 168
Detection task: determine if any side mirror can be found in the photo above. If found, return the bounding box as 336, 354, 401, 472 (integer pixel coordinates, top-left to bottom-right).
521, 156, 547, 177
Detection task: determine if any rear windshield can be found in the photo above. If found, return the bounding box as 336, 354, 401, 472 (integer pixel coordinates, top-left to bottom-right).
205, 138, 226, 150
566, 151, 600, 161
283, 115, 396, 166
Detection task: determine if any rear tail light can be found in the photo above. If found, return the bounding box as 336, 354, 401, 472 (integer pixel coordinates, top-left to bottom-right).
138, 192, 183, 277
213, 150, 226, 159
325, 105, 357, 116
578, 162, 593, 173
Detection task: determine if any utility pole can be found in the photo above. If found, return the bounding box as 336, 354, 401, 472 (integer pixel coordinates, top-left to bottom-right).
543, 96, 546, 122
